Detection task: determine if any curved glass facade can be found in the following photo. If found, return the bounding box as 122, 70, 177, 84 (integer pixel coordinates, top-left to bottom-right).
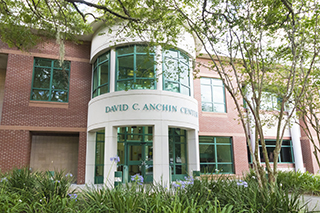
91, 46, 192, 98
163, 49, 190, 96
116, 45, 156, 91
92, 52, 110, 98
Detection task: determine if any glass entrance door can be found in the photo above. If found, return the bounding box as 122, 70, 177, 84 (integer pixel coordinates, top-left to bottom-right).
128, 143, 153, 183
117, 126, 153, 184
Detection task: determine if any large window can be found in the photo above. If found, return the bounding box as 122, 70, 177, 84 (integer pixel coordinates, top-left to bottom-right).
31, 58, 70, 102
260, 92, 281, 111
163, 49, 190, 96
259, 140, 293, 163
199, 136, 234, 174
95, 131, 105, 184
116, 45, 156, 91
169, 128, 188, 180
92, 52, 110, 98
201, 78, 226, 113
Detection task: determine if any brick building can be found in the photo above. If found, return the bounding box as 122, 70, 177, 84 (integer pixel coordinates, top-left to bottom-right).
0, 24, 318, 185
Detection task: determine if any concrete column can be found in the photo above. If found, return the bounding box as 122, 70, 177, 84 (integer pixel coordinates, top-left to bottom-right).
187, 129, 200, 175
153, 122, 170, 186
156, 46, 163, 91
109, 49, 116, 93
289, 109, 305, 172
104, 125, 118, 187
85, 131, 96, 184
246, 87, 258, 161
189, 59, 194, 98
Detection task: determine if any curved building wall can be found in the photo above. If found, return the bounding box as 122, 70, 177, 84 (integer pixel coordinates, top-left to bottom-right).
88, 90, 198, 131
86, 25, 199, 186
91, 25, 196, 62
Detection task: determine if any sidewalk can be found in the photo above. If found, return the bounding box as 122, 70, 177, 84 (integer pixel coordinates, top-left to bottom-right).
301, 195, 320, 212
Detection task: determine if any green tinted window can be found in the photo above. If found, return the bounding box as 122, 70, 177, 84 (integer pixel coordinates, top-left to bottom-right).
163, 49, 190, 96
200, 78, 226, 113
169, 128, 188, 180
95, 131, 105, 184
199, 136, 233, 174
31, 58, 70, 102
92, 52, 110, 98
259, 140, 293, 163
116, 45, 156, 91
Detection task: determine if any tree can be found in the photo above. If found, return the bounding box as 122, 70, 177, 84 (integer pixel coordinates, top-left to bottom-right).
1, 0, 320, 187
296, 67, 320, 172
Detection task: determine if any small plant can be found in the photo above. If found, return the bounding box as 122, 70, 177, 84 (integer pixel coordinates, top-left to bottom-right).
131, 174, 144, 185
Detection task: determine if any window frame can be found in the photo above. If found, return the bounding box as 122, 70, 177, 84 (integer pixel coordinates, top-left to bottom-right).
162, 49, 191, 96
199, 136, 234, 174
92, 51, 110, 98
200, 77, 226, 113
169, 128, 188, 181
30, 58, 70, 102
259, 139, 294, 163
260, 91, 282, 111
115, 45, 156, 91
95, 131, 105, 184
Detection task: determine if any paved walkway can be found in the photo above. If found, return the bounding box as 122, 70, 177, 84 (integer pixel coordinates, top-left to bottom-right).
301, 195, 320, 212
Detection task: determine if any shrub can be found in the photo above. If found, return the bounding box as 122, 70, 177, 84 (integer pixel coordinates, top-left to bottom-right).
277, 170, 320, 195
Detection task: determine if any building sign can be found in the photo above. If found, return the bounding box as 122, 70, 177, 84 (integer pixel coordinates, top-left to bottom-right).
105, 103, 198, 118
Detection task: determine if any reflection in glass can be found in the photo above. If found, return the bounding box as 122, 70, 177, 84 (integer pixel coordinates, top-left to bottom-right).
217, 145, 232, 162
116, 45, 155, 91
32, 58, 70, 102
200, 164, 216, 173
200, 78, 226, 113
163, 49, 190, 96
92, 52, 110, 97
200, 144, 215, 162
35, 58, 52, 67
169, 128, 188, 180
118, 56, 134, 80
52, 69, 69, 90
199, 136, 233, 174
33, 67, 51, 89
218, 164, 233, 173
51, 91, 68, 102
32, 90, 50, 101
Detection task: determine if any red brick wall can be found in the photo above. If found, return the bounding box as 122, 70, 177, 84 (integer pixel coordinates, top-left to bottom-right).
195, 57, 249, 175
0, 52, 91, 127
299, 119, 319, 173
0, 39, 91, 179
77, 132, 87, 184
0, 130, 31, 171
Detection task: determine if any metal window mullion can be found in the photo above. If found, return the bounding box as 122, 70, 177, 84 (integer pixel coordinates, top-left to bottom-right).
222, 83, 226, 112
98, 65, 101, 96
214, 137, 218, 169
115, 50, 119, 91
177, 56, 182, 93
290, 140, 295, 163
133, 45, 137, 85
108, 58, 110, 92
211, 84, 214, 110
48, 60, 54, 101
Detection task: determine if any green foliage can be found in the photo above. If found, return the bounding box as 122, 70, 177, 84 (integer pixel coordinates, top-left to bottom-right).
277, 171, 320, 195
0, 168, 311, 212
0, 0, 92, 50
0, 168, 76, 212
186, 175, 303, 212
